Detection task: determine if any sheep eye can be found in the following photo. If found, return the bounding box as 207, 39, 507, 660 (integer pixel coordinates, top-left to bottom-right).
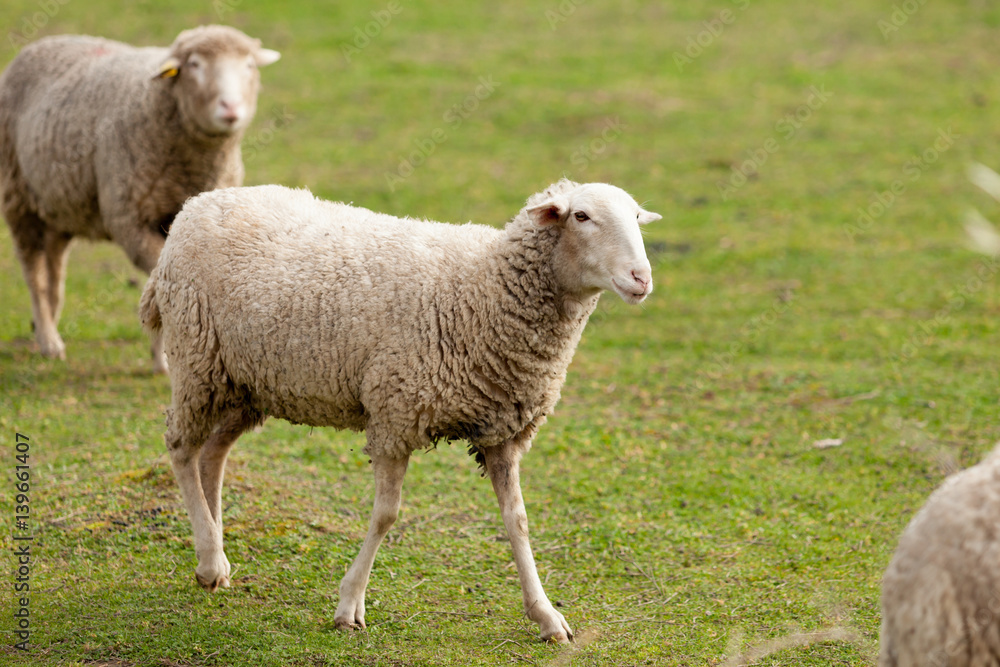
574, 211, 590, 221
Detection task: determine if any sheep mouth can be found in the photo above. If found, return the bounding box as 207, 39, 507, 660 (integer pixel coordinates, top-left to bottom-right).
611, 279, 650, 304
211, 118, 243, 133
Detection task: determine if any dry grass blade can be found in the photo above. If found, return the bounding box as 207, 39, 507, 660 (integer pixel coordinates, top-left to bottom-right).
964, 209, 1000, 256
969, 162, 1000, 203
722, 627, 860, 666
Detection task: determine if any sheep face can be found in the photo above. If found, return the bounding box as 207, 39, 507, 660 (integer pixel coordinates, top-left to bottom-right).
529, 183, 660, 304
155, 25, 280, 136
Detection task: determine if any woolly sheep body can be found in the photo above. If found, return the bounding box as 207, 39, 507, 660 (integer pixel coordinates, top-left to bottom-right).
0, 26, 278, 367
1, 36, 215, 242
880, 446, 1000, 666
141, 180, 659, 642
147, 185, 564, 457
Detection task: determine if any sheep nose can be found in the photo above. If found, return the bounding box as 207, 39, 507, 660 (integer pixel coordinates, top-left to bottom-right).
218, 100, 242, 122
631, 268, 652, 292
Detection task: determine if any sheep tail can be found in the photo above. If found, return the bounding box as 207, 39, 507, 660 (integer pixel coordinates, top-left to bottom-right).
139, 275, 162, 334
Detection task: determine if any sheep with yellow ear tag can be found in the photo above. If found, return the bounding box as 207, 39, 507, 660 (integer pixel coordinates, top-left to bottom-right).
0, 25, 280, 371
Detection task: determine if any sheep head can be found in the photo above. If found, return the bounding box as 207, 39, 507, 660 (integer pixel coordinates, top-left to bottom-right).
527, 182, 660, 305
154, 25, 280, 137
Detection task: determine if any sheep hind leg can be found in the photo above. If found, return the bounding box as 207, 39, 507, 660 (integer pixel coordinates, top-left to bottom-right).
483, 443, 573, 643
335, 453, 410, 630
8, 214, 64, 359
167, 415, 241, 593
151, 332, 168, 374
195, 411, 253, 588
43, 231, 73, 326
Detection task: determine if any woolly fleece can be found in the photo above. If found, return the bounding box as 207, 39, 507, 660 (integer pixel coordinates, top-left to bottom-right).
0, 25, 276, 363
142, 180, 608, 459
880, 445, 1000, 666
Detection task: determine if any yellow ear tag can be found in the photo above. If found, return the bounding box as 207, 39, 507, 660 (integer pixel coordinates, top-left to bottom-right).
154, 59, 181, 79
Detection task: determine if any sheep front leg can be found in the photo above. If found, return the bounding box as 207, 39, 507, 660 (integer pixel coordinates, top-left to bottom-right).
335, 453, 409, 630
484, 444, 573, 643
107, 213, 168, 370
194, 413, 249, 588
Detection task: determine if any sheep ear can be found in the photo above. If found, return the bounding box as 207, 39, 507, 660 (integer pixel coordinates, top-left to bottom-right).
637, 209, 661, 225
153, 56, 182, 79
526, 196, 568, 226
255, 49, 281, 67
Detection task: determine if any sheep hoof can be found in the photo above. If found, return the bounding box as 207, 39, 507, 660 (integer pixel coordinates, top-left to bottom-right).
334, 616, 366, 631
38, 337, 66, 360
334, 600, 367, 631
538, 610, 573, 644
543, 629, 572, 644
195, 572, 230, 592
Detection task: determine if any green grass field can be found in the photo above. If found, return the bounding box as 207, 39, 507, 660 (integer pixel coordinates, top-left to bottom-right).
2, 0, 999, 664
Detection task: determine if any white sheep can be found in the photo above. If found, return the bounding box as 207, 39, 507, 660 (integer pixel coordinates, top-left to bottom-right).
880, 445, 1000, 666
0, 25, 280, 370
139, 179, 659, 642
